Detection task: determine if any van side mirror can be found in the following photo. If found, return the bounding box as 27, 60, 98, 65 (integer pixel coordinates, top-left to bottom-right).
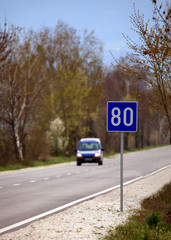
101, 147, 104, 151
75, 148, 77, 152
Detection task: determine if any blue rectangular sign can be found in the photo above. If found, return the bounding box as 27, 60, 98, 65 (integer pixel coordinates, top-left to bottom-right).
107, 101, 138, 132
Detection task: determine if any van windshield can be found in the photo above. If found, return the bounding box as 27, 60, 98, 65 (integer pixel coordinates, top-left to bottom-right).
78, 142, 100, 151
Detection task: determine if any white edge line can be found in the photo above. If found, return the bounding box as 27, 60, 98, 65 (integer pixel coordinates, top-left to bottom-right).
0, 184, 119, 234
1, 164, 171, 234
143, 164, 171, 179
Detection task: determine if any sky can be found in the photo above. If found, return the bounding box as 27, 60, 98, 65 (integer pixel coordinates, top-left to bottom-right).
0, 0, 160, 65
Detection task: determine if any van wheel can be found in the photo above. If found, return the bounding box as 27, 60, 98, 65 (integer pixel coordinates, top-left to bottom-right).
77, 161, 81, 166
98, 161, 103, 165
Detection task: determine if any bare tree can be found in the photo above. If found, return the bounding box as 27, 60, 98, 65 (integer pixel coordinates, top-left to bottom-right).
115, 0, 171, 143
0, 27, 47, 162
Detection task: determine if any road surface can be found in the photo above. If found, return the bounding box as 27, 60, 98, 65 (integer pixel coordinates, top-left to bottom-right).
0, 146, 170, 231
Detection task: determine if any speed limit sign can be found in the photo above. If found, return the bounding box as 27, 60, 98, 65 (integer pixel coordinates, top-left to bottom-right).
107, 101, 138, 212
107, 101, 138, 132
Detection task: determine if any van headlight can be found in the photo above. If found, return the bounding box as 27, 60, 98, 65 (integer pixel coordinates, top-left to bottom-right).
77, 153, 82, 158
95, 152, 100, 157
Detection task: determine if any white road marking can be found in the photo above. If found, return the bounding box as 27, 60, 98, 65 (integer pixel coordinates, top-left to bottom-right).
43, 177, 49, 180
56, 175, 61, 178
29, 180, 37, 183
66, 173, 71, 176
143, 165, 171, 178
13, 183, 21, 186
0, 187, 3, 189
76, 171, 80, 174
1, 164, 171, 235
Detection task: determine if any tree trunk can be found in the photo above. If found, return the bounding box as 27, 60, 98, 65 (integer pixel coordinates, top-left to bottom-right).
162, 102, 171, 145
141, 125, 144, 149
166, 115, 171, 144
124, 132, 129, 150
12, 121, 24, 162
146, 127, 151, 146
135, 131, 139, 149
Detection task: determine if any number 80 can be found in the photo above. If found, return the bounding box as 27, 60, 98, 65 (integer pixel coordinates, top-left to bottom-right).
111, 107, 133, 126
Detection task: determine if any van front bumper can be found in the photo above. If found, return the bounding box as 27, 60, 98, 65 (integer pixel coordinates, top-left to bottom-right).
77, 157, 101, 163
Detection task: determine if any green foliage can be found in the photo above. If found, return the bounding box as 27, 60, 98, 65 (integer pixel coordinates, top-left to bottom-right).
0, 12, 167, 165
145, 212, 162, 228
105, 216, 171, 240
0, 164, 27, 172
0, 156, 75, 171
55, 67, 91, 134
0, 20, 104, 164
142, 182, 171, 226
104, 181, 171, 240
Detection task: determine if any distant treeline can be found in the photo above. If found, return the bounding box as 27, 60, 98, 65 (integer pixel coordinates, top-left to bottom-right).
0, 3, 170, 165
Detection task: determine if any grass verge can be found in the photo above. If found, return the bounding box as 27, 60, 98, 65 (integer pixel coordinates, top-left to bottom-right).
0, 145, 167, 172
103, 181, 171, 240
0, 156, 75, 172
104, 145, 166, 158
124, 144, 167, 154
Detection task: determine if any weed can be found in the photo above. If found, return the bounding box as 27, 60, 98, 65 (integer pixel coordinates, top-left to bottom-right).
76, 227, 83, 232
145, 212, 162, 228
103, 181, 171, 240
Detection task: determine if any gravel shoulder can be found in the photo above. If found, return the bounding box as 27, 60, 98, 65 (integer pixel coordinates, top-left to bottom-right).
1, 166, 171, 240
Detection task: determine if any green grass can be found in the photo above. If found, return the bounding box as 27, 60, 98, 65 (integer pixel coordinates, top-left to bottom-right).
0, 144, 167, 172
0, 156, 75, 172
0, 164, 28, 172
104, 145, 167, 158
104, 151, 117, 157
32, 156, 75, 166
103, 181, 171, 240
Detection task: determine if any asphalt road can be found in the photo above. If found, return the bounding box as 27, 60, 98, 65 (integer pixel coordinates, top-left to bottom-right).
0, 146, 171, 231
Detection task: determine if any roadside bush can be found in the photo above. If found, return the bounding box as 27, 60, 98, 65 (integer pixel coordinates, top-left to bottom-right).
145, 212, 162, 228
142, 182, 171, 226
104, 182, 171, 240
104, 214, 171, 240
46, 117, 68, 156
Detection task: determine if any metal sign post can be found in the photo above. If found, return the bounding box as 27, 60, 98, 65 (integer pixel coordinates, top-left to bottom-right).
120, 132, 124, 212
107, 101, 138, 212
